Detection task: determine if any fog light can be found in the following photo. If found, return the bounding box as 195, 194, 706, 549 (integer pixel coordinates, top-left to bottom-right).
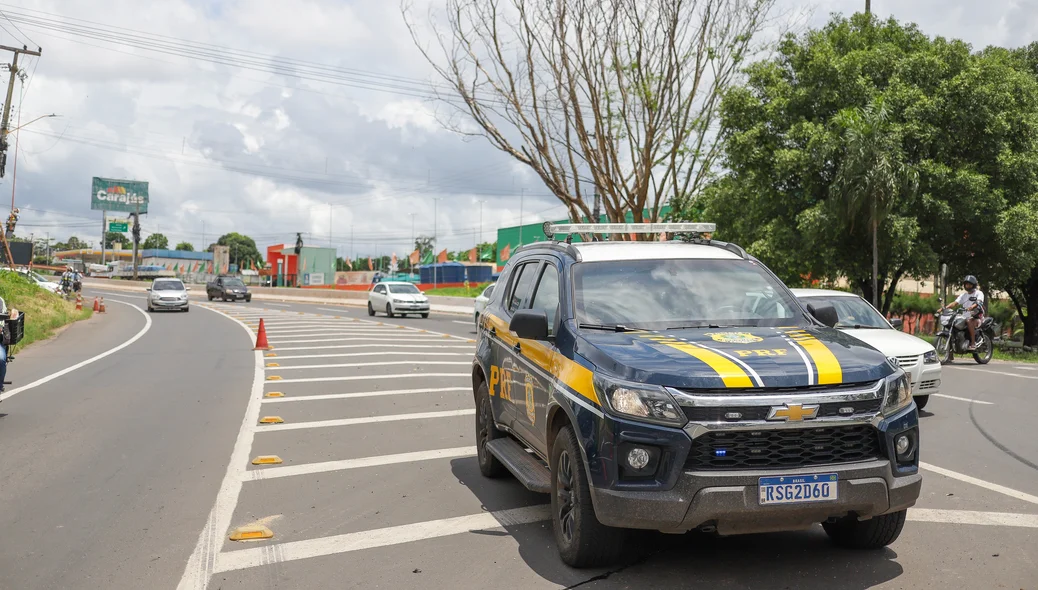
896, 435, 910, 455
627, 447, 651, 470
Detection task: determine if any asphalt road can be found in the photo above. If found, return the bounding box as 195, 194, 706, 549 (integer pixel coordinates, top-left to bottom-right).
2, 289, 1036, 589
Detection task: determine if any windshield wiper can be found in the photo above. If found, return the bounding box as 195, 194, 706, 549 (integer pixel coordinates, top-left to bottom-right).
579, 323, 634, 333
666, 324, 727, 330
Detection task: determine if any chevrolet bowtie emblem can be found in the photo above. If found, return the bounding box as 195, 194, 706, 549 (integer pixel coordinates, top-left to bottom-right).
767, 403, 819, 422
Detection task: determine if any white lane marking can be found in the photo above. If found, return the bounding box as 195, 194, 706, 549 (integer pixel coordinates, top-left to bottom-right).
0, 299, 153, 403
256, 408, 475, 432
945, 366, 1038, 380
176, 308, 265, 590
932, 394, 995, 405
271, 342, 474, 352
269, 335, 444, 344
266, 360, 471, 371
908, 508, 1038, 529
247, 446, 476, 481
270, 351, 472, 360
94, 291, 149, 300
262, 387, 470, 403
212, 505, 550, 573
267, 372, 469, 385
453, 320, 474, 325
263, 329, 396, 337
318, 307, 346, 312
921, 462, 1038, 506
265, 303, 291, 307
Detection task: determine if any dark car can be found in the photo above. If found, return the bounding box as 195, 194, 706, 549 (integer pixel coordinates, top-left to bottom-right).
471, 222, 920, 567
206, 275, 251, 302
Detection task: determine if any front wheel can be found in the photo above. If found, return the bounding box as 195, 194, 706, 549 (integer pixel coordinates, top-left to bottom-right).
935, 335, 953, 365
551, 426, 626, 568
207, 293, 214, 301
915, 395, 929, 410
421, 313, 429, 319
385, 304, 395, 318
973, 333, 994, 364
823, 510, 907, 549
367, 302, 375, 316
245, 296, 252, 303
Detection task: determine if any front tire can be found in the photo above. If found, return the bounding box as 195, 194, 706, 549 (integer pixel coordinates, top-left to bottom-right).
935, 335, 953, 365
421, 313, 429, 319
385, 304, 394, 318
475, 381, 506, 478
367, 302, 375, 316
551, 426, 626, 568
207, 293, 214, 301
915, 395, 929, 410
823, 509, 907, 550
245, 296, 252, 303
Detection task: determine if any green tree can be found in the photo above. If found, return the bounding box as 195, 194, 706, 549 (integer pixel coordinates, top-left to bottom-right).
831, 97, 918, 306
142, 233, 169, 250
104, 231, 131, 249
216, 232, 263, 268
175, 241, 194, 251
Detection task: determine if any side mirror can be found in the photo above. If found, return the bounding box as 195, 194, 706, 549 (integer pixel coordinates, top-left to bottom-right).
185, 287, 192, 291
144, 288, 150, 292
509, 309, 549, 341
806, 303, 839, 328
890, 318, 903, 330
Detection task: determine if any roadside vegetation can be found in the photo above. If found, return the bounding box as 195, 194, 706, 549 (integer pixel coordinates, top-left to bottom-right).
423, 283, 491, 298
0, 270, 92, 350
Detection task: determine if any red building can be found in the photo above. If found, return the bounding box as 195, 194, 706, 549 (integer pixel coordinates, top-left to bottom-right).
267, 244, 298, 287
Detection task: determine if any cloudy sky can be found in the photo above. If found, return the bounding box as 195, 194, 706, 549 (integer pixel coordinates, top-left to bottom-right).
4, 0, 1036, 259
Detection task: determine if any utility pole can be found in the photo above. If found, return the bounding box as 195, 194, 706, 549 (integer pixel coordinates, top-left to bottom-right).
0, 44, 41, 179
477, 200, 486, 250
409, 212, 417, 277
519, 188, 525, 245
432, 197, 441, 289
132, 201, 141, 280
865, 0, 871, 14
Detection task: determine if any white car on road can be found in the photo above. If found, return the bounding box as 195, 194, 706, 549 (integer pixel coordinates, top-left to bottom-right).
474, 283, 495, 325
368, 281, 430, 318
146, 278, 191, 313
793, 288, 941, 409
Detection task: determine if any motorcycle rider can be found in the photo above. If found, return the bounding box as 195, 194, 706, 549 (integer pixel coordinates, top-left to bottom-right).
60, 266, 74, 294
942, 275, 985, 350
0, 296, 20, 394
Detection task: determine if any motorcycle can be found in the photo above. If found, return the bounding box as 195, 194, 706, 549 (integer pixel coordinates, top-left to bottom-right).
934, 307, 995, 365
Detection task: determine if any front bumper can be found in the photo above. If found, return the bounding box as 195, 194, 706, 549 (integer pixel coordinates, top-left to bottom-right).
392, 303, 430, 312
152, 299, 188, 309
912, 363, 942, 395
591, 459, 921, 534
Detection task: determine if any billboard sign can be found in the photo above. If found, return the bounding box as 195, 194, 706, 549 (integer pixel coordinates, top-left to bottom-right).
108, 221, 129, 232
91, 177, 149, 213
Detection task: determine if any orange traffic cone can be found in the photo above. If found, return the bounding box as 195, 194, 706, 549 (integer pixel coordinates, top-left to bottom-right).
254, 318, 271, 350
93, 297, 100, 312
99, 297, 106, 313
75, 294, 83, 311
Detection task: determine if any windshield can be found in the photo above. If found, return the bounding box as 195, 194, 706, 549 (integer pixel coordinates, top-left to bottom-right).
387, 283, 421, 294
153, 280, 185, 291
224, 279, 245, 288
572, 259, 804, 329
802, 295, 889, 329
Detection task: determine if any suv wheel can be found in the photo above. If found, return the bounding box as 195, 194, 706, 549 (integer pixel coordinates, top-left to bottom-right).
823, 509, 907, 549
367, 302, 375, 316
551, 425, 626, 567
915, 395, 929, 410
475, 381, 506, 478
207, 293, 213, 301
385, 303, 395, 318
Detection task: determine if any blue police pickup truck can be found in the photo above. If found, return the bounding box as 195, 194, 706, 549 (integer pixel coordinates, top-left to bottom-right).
471, 222, 921, 567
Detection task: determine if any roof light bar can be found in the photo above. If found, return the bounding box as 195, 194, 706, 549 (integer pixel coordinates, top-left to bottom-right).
542, 222, 716, 239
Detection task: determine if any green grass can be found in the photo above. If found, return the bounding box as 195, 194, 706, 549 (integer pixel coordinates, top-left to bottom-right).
423, 282, 492, 298
0, 270, 92, 351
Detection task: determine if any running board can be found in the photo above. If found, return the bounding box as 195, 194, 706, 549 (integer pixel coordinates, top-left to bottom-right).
486, 438, 551, 493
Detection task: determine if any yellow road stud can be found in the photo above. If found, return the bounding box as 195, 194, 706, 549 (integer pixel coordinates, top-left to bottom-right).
397, 325, 406, 329
266, 375, 282, 381
265, 353, 277, 357
251, 455, 283, 465
334, 316, 341, 319
467, 339, 476, 343
266, 362, 280, 367
229, 525, 274, 541
377, 322, 383, 326
265, 392, 285, 398
259, 416, 284, 424
443, 334, 452, 338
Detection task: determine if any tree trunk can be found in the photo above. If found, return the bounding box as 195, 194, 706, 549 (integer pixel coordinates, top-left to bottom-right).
871, 216, 879, 307
1024, 273, 1038, 347
865, 0, 871, 14
881, 266, 905, 315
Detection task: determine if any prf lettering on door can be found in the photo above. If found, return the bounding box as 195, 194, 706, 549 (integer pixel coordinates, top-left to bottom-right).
489, 366, 514, 401
733, 349, 788, 358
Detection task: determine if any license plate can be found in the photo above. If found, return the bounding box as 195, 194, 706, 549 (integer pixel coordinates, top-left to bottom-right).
759, 473, 838, 505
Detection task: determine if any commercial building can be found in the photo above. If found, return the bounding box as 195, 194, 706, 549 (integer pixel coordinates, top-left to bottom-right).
266, 243, 336, 287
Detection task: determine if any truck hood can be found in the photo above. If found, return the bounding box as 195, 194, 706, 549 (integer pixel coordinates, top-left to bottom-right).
575, 326, 893, 390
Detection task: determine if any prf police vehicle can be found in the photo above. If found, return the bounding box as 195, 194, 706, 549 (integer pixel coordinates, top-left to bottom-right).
472, 223, 920, 567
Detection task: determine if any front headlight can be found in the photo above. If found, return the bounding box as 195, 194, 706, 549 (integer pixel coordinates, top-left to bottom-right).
593, 374, 686, 427
882, 371, 912, 415
923, 350, 938, 364
393, 298, 405, 303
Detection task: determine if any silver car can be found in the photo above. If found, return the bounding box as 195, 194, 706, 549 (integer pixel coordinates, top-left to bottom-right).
146, 278, 190, 312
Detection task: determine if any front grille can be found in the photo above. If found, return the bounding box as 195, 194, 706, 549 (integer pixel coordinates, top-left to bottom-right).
160, 297, 179, 301
682, 398, 882, 422
919, 380, 939, 390
677, 381, 877, 396
685, 425, 882, 470
896, 355, 921, 368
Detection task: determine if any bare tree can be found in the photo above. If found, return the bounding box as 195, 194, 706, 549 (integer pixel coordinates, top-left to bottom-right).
404, 0, 778, 227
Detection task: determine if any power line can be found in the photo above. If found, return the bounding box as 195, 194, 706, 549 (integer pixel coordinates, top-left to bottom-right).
0, 8, 35, 46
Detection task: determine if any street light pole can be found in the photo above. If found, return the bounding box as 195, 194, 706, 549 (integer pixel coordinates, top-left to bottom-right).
409, 212, 417, 277
432, 198, 441, 289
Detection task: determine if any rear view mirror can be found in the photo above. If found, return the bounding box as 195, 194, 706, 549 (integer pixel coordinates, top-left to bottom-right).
806, 303, 839, 328
510, 309, 549, 341
890, 318, 904, 330
185, 287, 192, 291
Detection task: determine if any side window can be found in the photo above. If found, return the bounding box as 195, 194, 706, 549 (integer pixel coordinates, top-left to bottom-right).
508, 263, 539, 314
374, 285, 385, 294
530, 265, 560, 335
